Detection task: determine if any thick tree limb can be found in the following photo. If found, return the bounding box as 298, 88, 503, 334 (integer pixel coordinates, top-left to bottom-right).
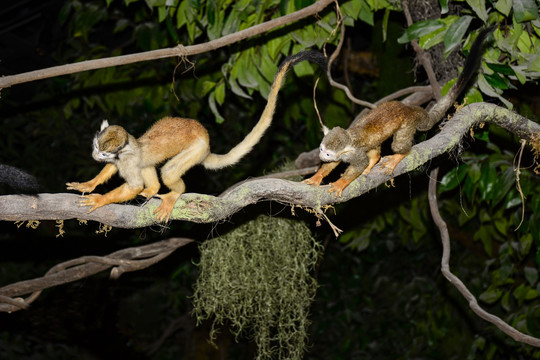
0, 237, 194, 313
0, 0, 334, 89
428, 167, 540, 347
0, 103, 538, 229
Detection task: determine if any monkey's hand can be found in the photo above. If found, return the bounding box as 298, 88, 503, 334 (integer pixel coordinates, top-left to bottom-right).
66, 181, 97, 194
78, 193, 107, 213
302, 174, 324, 186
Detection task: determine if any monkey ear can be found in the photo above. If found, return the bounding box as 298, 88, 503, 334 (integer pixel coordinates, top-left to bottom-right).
322, 125, 330, 135
100, 120, 110, 131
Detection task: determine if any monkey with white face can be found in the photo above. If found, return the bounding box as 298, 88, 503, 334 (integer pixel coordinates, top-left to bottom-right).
67, 51, 327, 221
304, 27, 493, 196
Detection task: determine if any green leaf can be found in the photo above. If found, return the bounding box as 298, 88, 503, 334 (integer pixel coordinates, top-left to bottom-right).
228, 76, 252, 99
477, 74, 514, 108
397, 20, 445, 44
464, 86, 484, 104
526, 305, 540, 337
484, 73, 510, 90
418, 25, 447, 49
176, 0, 188, 29
439, 0, 449, 14
439, 164, 468, 192
513, 0, 539, 23
514, 283, 539, 301
201, 80, 216, 96
444, 16, 472, 56
474, 227, 493, 256
494, 217, 508, 235
525, 266, 539, 286
466, 0, 488, 22
501, 291, 511, 312
158, 6, 167, 22
208, 92, 224, 123
495, 0, 512, 16
487, 63, 516, 75
215, 82, 225, 105
491, 167, 515, 206
521, 234, 534, 256
479, 163, 497, 201
479, 287, 503, 304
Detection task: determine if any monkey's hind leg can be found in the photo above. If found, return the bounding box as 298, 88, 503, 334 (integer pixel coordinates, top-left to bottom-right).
155, 140, 209, 222
380, 125, 415, 174
139, 167, 161, 198
361, 148, 381, 175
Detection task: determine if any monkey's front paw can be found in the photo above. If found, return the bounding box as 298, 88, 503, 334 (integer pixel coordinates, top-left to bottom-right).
78, 194, 106, 213
66, 181, 96, 193
302, 175, 323, 186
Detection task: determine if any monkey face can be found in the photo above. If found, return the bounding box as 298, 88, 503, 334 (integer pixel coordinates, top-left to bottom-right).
92, 122, 130, 162
319, 143, 339, 162
319, 127, 353, 162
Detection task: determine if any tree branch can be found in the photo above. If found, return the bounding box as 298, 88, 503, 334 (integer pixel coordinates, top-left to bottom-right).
0, 103, 538, 229
0, 0, 334, 89
0, 237, 194, 313
428, 167, 540, 347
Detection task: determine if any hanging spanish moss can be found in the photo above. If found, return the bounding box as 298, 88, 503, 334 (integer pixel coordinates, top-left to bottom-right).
192, 215, 323, 360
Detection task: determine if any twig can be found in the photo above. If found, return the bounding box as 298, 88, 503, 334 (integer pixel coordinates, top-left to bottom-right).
0, 237, 194, 313
324, 2, 376, 109
428, 167, 540, 347
513, 139, 527, 231
0, 0, 334, 89
401, 0, 441, 100
374, 85, 432, 105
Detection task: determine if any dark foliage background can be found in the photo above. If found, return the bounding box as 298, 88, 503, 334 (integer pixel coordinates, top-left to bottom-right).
1, 0, 540, 359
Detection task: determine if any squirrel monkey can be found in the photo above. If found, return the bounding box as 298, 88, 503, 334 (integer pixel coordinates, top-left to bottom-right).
67, 51, 326, 221
303, 27, 493, 196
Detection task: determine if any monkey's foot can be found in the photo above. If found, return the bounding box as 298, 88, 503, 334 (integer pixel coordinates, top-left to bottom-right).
379, 154, 407, 175
66, 181, 97, 193
78, 193, 107, 212
302, 173, 324, 186
154, 192, 181, 222
139, 187, 160, 198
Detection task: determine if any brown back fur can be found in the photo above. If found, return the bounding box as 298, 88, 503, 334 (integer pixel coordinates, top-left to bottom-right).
350, 101, 428, 150
138, 117, 210, 167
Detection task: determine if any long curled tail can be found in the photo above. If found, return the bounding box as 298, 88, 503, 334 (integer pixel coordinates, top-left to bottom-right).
417, 26, 495, 131
202, 50, 327, 169
0, 164, 39, 193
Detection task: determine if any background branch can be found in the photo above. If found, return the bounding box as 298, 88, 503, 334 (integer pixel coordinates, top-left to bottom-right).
0, 237, 194, 313
0, 0, 334, 89
428, 167, 540, 347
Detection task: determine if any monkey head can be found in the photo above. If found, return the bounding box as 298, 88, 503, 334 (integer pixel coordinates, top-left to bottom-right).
92, 120, 132, 162
319, 126, 355, 162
